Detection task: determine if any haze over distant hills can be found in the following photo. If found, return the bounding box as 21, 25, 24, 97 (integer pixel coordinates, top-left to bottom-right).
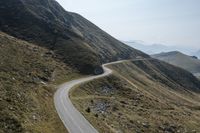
152, 51, 200, 77
125, 41, 197, 56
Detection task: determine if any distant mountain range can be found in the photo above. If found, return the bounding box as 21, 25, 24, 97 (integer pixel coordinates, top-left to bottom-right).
124, 41, 198, 56
152, 51, 200, 77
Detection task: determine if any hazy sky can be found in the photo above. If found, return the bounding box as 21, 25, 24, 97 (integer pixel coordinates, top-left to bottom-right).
56, 0, 200, 48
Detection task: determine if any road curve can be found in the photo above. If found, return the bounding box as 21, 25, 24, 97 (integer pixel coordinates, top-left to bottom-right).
54, 60, 125, 133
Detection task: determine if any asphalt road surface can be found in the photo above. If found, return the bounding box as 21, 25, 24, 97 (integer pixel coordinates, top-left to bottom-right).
54, 60, 124, 133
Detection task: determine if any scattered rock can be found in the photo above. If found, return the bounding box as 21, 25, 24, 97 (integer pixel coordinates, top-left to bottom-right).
45, 93, 49, 97
40, 81, 47, 85
45, 51, 54, 56
44, 68, 48, 72
159, 123, 178, 133
159, 125, 166, 130
33, 47, 39, 52
9, 106, 14, 111
135, 129, 141, 133
191, 130, 197, 133
99, 85, 114, 95
32, 115, 36, 120
33, 77, 40, 83
17, 93, 21, 98
136, 120, 141, 124
142, 122, 150, 128
93, 102, 110, 114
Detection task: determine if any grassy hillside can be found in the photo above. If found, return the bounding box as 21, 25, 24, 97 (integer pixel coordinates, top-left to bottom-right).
70, 60, 200, 133
0, 32, 81, 133
0, 0, 148, 74
152, 51, 200, 76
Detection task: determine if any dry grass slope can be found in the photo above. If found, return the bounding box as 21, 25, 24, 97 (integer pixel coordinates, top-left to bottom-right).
152, 51, 200, 75
70, 60, 200, 133
0, 32, 80, 133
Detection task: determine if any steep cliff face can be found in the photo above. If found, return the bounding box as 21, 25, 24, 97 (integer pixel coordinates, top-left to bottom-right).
0, 0, 148, 74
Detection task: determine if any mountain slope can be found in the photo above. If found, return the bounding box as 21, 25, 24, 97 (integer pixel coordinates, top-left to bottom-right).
194, 50, 200, 59
152, 51, 200, 77
1, 0, 200, 133
0, 32, 81, 133
0, 0, 148, 74
70, 59, 200, 133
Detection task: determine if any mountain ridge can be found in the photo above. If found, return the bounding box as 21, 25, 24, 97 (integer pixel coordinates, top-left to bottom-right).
152, 51, 200, 76
0, 0, 148, 74
125, 41, 197, 55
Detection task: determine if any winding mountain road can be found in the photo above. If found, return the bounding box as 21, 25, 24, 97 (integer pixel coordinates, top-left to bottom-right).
54, 60, 125, 133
